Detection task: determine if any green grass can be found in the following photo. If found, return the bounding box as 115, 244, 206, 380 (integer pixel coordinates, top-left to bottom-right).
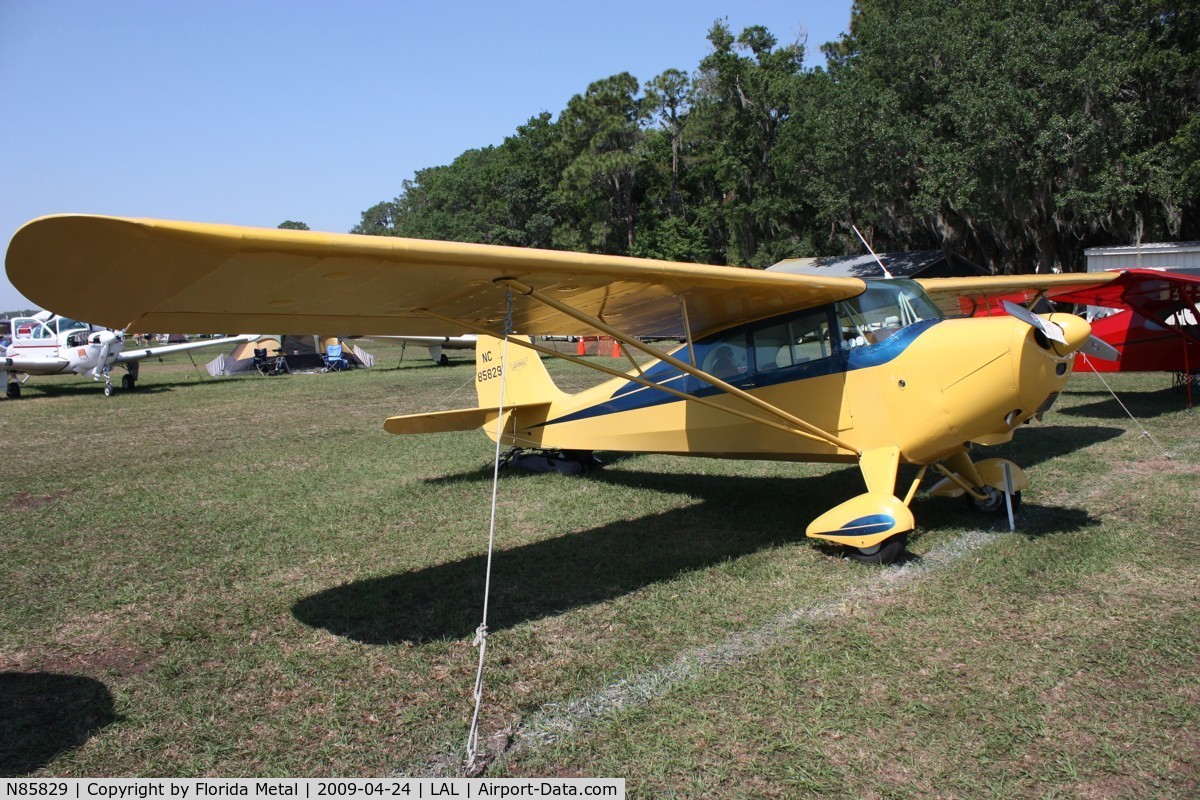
1, 342, 1196, 797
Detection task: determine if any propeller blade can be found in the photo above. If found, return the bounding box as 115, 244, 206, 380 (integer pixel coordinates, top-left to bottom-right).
1002, 300, 1067, 345
1081, 335, 1120, 361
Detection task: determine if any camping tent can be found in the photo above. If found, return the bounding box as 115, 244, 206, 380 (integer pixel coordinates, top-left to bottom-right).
206, 336, 374, 376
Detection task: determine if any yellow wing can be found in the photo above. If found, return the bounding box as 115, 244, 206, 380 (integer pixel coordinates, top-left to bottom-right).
917, 273, 1121, 317
6, 215, 866, 338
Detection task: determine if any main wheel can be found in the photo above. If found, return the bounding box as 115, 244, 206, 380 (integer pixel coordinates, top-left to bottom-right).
845, 533, 908, 565
6, 382, 19, 399
121, 374, 135, 391
965, 486, 1022, 516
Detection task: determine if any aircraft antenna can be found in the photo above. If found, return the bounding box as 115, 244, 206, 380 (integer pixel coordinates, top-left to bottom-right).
465, 290, 514, 775
852, 225, 893, 279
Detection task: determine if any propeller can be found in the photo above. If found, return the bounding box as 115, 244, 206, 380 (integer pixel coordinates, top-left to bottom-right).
1002, 300, 1066, 345
88, 329, 124, 380
1002, 300, 1118, 360
1080, 335, 1120, 361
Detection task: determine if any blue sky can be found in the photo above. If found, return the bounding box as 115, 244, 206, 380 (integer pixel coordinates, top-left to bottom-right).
1, 1, 853, 311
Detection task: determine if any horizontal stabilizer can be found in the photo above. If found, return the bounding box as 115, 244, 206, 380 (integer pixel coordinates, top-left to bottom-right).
384, 402, 551, 435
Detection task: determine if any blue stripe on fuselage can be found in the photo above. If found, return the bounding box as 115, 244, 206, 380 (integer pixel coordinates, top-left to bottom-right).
540, 318, 941, 428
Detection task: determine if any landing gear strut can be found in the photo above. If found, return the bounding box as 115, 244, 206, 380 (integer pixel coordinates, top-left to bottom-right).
966, 485, 1022, 515
931, 452, 1027, 518
806, 446, 916, 566
121, 361, 139, 392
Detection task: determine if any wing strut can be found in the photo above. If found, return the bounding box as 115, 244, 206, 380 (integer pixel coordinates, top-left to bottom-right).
496, 278, 860, 455
679, 294, 698, 368
414, 307, 841, 448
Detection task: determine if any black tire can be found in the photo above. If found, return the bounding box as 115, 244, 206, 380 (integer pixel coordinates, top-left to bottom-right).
845, 533, 908, 565
103, 383, 113, 397
121, 374, 135, 391
964, 487, 1022, 516
6, 382, 19, 399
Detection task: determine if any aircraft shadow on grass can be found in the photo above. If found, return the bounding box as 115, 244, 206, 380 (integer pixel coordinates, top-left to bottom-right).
1059, 385, 1192, 420
10, 377, 219, 399
0, 672, 121, 777
292, 424, 1119, 645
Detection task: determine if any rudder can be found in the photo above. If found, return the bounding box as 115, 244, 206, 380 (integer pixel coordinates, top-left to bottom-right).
475, 335, 566, 409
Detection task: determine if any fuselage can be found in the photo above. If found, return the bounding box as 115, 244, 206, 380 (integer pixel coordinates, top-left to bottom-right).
2, 313, 121, 376
489, 280, 1089, 467
1074, 307, 1199, 374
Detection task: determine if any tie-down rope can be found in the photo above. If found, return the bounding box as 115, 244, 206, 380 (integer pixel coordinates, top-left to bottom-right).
1079, 354, 1170, 459
465, 291, 513, 774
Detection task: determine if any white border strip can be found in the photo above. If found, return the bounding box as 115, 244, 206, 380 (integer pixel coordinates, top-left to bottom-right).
406, 529, 1000, 777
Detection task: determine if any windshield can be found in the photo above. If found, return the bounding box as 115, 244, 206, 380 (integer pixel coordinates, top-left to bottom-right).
835, 280, 942, 348
56, 317, 89, 335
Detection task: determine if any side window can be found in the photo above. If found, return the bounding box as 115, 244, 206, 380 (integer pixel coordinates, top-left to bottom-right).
754, 321, 792, 373
789, 311, 832, 364
751, 309, 832, 373
13, 319, 53, 341
698, 331, 749, 380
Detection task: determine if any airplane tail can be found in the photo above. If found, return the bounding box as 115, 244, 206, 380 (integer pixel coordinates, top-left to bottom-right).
474, 335, 567, 409
383, 335, 564, 437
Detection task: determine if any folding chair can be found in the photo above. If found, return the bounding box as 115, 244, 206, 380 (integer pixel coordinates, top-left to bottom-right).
252, 347, 272, 376
323, 343, 348, 372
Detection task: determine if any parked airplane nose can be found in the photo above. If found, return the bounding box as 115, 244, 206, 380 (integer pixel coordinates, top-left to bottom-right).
1045, 311, 1092, 355
1015, 312, 1092, 417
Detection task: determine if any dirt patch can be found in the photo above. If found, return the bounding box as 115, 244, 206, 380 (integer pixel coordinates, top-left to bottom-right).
1119, 457, 1200, 476
36, 645, 160, 680
4, 489, 72, 512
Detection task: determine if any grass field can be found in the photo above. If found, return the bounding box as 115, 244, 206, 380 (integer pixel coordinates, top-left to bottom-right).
2, 339, 1197, 797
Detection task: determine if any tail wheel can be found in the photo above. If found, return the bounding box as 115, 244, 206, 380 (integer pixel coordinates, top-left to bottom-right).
845, 533, 908, 565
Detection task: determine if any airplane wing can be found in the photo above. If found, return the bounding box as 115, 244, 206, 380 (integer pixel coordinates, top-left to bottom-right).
114, 333, 259, 363
372, 335, 478, 349
917, 273, 1123, 317
1029, 268, 1200, 323
2, 353, 70, 375
6, 215, 866, 340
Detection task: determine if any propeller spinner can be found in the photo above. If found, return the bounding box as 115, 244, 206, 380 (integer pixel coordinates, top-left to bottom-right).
1002, 300, 1067, 344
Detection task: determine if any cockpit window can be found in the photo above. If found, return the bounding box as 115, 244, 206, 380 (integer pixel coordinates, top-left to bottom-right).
836, 280, 942, 349
698, 331, 749, 379
56, 317, 88, 335
13, 318, 54, 340
752, 309, 832, 373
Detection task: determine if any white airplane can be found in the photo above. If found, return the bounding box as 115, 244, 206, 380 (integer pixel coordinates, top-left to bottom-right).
382, 334, 477, 365
1, 310, 256, 398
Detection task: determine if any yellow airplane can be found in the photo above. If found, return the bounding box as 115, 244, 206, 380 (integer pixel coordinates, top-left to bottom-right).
5, 215, 1119, 563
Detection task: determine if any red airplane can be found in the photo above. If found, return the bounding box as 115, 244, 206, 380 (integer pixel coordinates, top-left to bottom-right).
920, 268, 1200, 405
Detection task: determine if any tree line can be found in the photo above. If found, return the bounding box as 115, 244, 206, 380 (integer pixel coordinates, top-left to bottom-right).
351, 0, 1198, 274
